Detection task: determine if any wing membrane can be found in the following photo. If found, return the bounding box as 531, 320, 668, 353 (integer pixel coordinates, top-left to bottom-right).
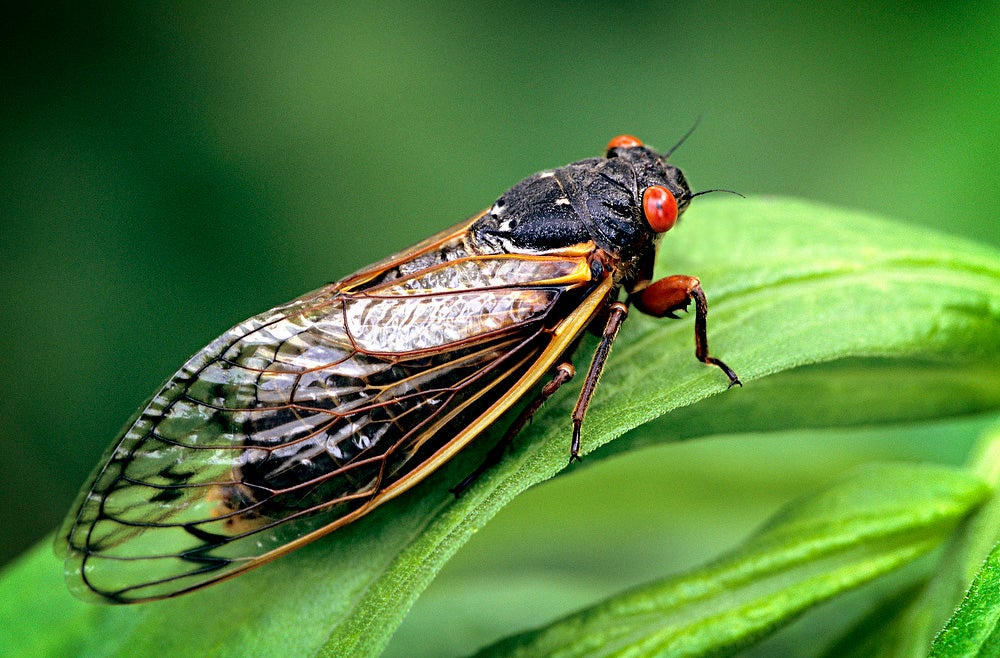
59, 239, 599, 602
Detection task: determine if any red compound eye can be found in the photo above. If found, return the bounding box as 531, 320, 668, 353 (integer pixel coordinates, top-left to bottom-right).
606, 134, 643, 153
642, 185, 678, 233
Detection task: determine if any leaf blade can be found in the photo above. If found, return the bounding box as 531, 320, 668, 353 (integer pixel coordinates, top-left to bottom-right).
4, 197, 998, 657
473, 463, 989, 658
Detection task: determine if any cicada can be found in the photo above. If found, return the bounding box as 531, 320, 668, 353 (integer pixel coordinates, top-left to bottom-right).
57, 134, 740, 603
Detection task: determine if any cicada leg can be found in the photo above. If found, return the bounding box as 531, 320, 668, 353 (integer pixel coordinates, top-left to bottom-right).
451, 362, 576, 496
569, 302, 630, 463
632, 274, 741, 387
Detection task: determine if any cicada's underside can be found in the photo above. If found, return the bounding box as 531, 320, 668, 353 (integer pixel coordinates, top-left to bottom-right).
58, 134, 739, 603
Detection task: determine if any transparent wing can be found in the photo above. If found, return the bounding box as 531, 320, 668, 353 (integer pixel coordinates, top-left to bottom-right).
58, 248, 596, 602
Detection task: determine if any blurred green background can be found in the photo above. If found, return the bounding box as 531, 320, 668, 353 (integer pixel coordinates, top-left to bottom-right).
1, 1, 998, 653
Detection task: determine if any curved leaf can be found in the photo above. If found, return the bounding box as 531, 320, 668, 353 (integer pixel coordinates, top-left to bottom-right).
1, 197, 998, 657
473, 463, 989, 657
926, 426, 1000, 658
930, 540, 1000, 657
816, 426, 1000, 658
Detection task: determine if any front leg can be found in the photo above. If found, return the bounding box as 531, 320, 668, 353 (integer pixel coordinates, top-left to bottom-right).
632, 275, 741, 387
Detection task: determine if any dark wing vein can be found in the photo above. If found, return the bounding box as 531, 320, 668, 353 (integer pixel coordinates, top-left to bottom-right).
58, 249, 593, 602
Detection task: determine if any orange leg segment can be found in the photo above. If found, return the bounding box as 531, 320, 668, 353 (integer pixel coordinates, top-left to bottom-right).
633, 275, 741, 388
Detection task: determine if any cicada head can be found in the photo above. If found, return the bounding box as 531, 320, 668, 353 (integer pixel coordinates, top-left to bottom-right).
470, 135, 694, 271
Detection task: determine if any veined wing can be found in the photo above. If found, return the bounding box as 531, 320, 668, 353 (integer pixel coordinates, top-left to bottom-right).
58, 239, 600, 602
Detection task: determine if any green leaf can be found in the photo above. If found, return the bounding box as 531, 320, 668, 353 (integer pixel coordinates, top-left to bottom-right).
472, 463, 988, 657
808, 425, 1000, 658
930, 540, 1000, 657
3, 197, 998, 657
926, 427, 1000, 658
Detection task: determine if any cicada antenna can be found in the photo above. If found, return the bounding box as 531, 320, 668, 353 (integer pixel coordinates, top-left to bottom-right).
663, 116, 702, 159
688, 188, 746, 199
